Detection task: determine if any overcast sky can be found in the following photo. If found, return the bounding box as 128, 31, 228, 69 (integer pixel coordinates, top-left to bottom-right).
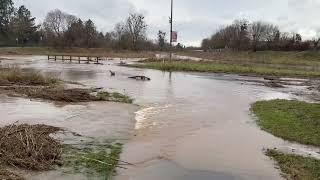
14, 0, 320, 46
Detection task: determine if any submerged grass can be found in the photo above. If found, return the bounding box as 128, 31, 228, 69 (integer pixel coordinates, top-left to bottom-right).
97, 91, 133, 103
63, 143, 123, 180
0, 67, 133, 103
266, 149, 320, 180
251, 99, 320, 146
130, 59, 320, 78
2, 86, 133, 103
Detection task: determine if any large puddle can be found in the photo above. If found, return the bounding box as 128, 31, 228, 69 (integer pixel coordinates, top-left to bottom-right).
1, 55, 320, 180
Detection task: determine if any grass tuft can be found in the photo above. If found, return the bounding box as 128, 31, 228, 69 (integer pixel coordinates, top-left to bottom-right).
63, 143, 123, 179
266, 149, 320, 180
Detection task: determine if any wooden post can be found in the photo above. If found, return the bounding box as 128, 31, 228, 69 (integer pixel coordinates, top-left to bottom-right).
70, 56, 72, 62
78, 56, 80, 64
55, 56, 57, 61
62, 55, 64, 62
48, 55, 49, 60
87, 57, 90, 64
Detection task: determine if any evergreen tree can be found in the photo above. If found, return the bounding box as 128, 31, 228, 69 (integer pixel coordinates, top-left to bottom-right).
0, 0, 14, 36
10, 5, 38, 45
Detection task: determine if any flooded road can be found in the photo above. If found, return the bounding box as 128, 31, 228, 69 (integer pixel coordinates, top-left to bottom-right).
1, 55, 319, 180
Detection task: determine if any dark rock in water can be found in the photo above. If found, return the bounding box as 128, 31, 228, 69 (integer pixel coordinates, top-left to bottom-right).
307, 87, 315, 91
129, 76, 151, 81
264, 81, 285, 88
264, 77, 278, 81
119, 61, 127, 65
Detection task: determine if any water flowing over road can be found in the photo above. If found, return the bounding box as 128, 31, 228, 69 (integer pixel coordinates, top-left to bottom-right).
1, 55, 319, 180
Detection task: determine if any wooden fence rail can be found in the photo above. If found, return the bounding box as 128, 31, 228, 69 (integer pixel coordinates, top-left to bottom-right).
48, 55, 104, 64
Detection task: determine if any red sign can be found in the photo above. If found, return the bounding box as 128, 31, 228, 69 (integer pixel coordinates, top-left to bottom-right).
171, 31, 178, 42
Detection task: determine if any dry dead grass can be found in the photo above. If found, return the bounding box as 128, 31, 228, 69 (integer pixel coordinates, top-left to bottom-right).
0, 168, 24, 180
0, 124, 63, 171
0, 67, 58, 86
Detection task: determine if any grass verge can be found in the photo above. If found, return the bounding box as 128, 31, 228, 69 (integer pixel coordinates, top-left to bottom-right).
129, 59, 320, 78
63, 143, 123, 179
266, 149, 320, 180
0, 47, 155, 58
251, 99, 320, 146
178, 50, 320, 67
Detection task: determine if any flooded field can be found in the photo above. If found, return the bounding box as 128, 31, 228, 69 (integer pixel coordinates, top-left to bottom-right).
1, 55, 319, 180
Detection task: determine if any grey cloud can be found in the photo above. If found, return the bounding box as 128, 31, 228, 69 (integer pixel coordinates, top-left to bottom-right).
14, 0, 320, 46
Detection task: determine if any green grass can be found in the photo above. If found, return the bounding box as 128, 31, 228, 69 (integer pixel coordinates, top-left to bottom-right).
63, 143, 123, 180
266, 149, 320, 180
179, 50, 320, 67
97, 91, 133, 103
251, 99, 320, 146
130, 59, 320, 78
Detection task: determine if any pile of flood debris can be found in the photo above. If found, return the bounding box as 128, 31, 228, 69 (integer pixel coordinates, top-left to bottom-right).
0, 124, 63, 179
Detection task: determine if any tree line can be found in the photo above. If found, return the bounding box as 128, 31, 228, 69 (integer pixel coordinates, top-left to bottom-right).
0, 0, 170, 50
202, 19, 320, 52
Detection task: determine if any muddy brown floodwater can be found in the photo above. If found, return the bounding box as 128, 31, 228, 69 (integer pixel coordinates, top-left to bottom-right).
1, 55, 320, 180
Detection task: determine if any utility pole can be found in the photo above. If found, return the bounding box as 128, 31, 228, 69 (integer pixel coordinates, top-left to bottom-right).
169, 0, 173, 60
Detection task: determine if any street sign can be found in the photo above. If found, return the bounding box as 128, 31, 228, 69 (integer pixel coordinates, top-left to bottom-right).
171, 31, 178, 42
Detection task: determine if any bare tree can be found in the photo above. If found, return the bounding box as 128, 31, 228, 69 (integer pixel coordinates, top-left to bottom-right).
312, 38, 320, 50
265, 24, 279, 49
250, 21, 268, 51
113, 22, 130, 49
43, 9, 76, 37
157, 30, 166, 51
125, 13, 147, 50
